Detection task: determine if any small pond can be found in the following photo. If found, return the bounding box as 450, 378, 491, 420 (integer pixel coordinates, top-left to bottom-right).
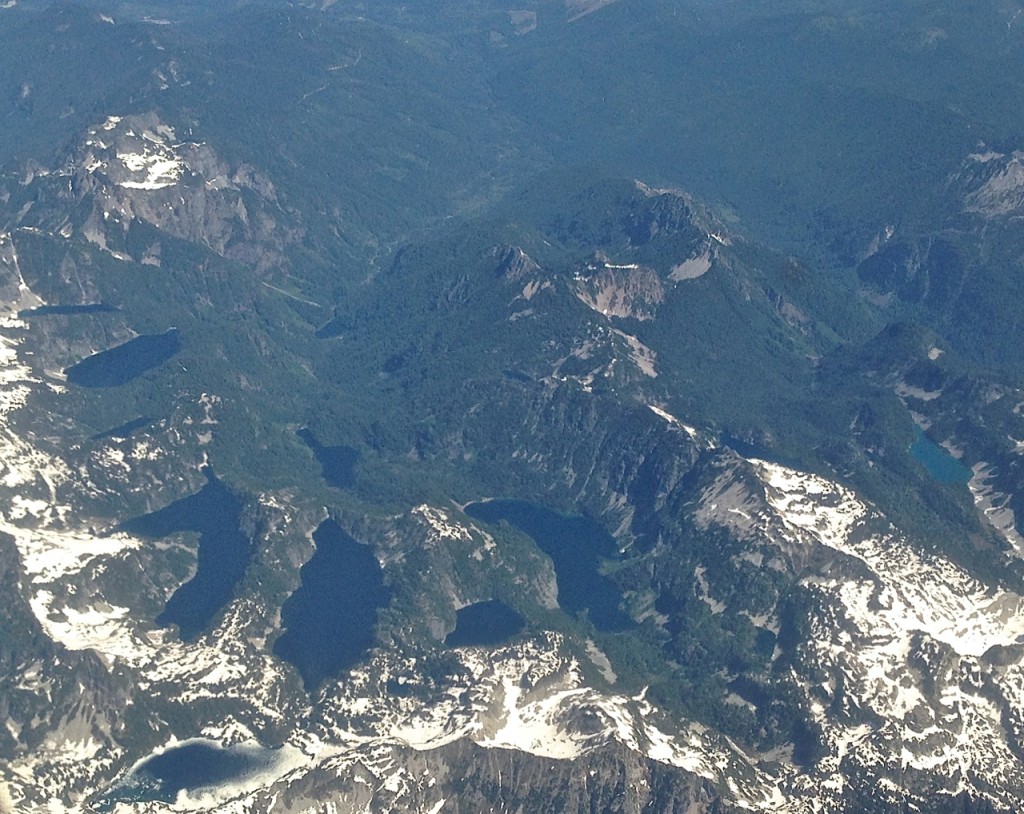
445, 600, 525, 648
297, 428, 358, 489
910, 426, 971, 485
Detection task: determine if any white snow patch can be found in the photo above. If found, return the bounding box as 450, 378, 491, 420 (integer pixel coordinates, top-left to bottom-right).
968, 462, 1024, 558
479, 677, 584, 759
754, 458, 1024, 800
647, 404, 698, 438
412, 505, 471, 543
12, 526, 141, 585
117, 151, 183, 190
756, 459, 1024, 658
28, 595, 132, 656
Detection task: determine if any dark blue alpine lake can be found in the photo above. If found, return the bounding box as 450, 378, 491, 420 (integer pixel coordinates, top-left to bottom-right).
464, 500, 631, 632
120, 467, 251, 641
445, 599, 525, 648
65, 328, 181, 387
273, 519, 390, 690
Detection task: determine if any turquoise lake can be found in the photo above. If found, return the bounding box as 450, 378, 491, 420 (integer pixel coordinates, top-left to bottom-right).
910, 427, 971, 485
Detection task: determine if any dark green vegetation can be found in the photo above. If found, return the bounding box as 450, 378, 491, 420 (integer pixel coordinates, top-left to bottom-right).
4, 1, 1024, 809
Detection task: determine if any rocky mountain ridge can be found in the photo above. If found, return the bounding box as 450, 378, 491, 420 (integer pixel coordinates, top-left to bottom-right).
3, 2, 1024, 812
0, 117, 1019, 810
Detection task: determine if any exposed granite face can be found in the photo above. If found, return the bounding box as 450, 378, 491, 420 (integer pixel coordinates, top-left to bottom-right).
0, 531, 127, 791
257, 739, 725, 814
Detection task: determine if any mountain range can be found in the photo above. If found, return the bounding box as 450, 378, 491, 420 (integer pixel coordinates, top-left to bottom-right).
3, 1, 1024, 812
